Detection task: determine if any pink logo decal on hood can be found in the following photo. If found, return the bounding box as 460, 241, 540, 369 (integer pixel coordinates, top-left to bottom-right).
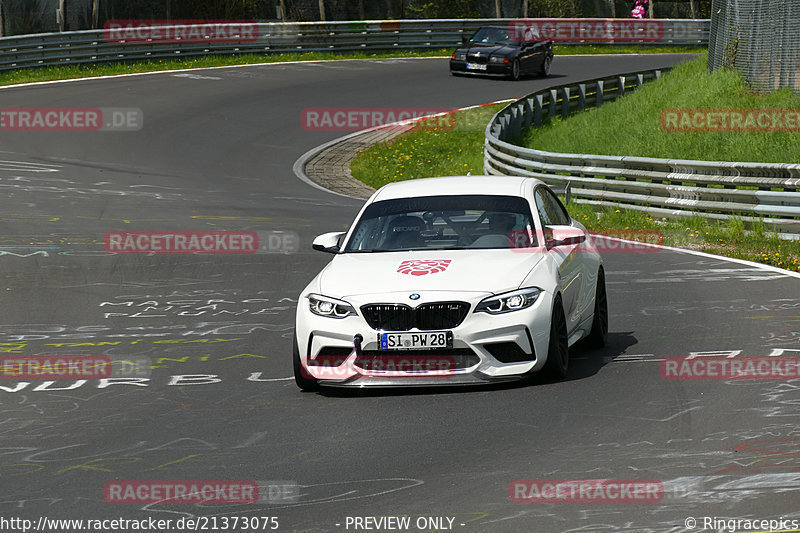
397, 259, 452, 276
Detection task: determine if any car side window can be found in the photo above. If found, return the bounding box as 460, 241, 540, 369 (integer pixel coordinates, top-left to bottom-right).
534, 188, 571, 226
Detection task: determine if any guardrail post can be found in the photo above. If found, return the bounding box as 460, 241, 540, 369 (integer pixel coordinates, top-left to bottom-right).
578, 84, 586, 112
561, 87, 570, 118
548, 89, 557, 120
636, 73, 644, 87
595, 80, 604, 108
510, 106, 522, 139
618, 76, 626, 97
533, 94, 543, 127
523, 97, 534, 129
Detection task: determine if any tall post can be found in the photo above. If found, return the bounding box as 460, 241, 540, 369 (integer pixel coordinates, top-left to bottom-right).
319, 0, 326, 21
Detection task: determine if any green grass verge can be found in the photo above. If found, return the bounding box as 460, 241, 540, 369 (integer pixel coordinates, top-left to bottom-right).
350, 103, 505, 189
517, 53, 800, 163
349, 89, 800, 272
0, 45, 701, 87
0, 49, 451, 87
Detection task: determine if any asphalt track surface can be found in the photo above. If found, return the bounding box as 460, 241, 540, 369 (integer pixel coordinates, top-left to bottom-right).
1, 55, 799, 533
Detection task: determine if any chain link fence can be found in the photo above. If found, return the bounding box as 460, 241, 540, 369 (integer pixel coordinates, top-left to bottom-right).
708, 0, 800, 93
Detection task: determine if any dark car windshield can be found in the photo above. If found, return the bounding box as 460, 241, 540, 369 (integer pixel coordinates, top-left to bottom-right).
469, 27, 517, 46
343, 194, 537, 252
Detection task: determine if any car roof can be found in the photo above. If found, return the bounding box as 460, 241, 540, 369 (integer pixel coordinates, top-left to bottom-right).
370, 175, 546, 202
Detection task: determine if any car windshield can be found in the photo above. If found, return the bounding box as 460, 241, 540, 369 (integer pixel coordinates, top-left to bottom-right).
343, 194, 537, 252
469, 27, 516, 45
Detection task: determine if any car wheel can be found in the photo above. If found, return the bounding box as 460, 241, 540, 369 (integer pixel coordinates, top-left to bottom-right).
510, 59, 521, 81
585, 268, 608, 348
542, 295, 569, 380
540, 55, 552, 77
293, 333, 320, 391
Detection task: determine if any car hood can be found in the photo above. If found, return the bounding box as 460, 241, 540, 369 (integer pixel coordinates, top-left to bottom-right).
316, 250, 543, 298
457, 44, 516, 57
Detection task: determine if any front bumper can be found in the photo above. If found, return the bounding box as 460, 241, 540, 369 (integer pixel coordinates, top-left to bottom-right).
449, 60, 511, 77
295, 290, 553, 387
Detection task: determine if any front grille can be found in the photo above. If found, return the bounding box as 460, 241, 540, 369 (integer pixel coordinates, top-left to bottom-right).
360, 302, 470, 331
360, 304, 414, 331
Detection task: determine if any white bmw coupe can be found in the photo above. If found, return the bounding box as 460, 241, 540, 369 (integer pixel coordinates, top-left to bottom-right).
294, 176, 607, 390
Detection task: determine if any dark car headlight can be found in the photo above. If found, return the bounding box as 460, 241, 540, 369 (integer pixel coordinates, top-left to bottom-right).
489, 56, 509, 63
453, 52, 466, 61
475, 288, 541, 314
308, 294, 356, 318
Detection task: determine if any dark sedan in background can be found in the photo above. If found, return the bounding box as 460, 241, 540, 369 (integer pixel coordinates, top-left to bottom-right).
450, 26, 554, 80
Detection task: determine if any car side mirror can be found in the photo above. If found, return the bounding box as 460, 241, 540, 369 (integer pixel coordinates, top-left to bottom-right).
545, 226, 586, 249
312, 231, 345, 253
461, 36, 469, 46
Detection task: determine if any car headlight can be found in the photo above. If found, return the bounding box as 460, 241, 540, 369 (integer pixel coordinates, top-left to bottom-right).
308, 294, 356, 318
453, 52, 466, 60
489, 56, 509, 63
475, 288, 541, 314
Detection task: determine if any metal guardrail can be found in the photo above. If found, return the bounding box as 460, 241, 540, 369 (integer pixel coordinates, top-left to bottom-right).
0, 18, 709, 72
483, 70, 800, 234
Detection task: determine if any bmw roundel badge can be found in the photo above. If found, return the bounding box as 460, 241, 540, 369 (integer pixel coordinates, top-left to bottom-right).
409, 293, 420, 300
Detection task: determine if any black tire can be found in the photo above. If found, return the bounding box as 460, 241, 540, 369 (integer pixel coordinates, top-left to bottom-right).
509, 58, 521, 81
293, 333, 320, 392
585, 268, 608, 348
540, 55, 552, 77
541, 295, 569, 380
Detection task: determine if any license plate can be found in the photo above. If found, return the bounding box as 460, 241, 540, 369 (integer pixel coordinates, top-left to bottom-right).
466, 63, 487, 71
379, 331, 452, 350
